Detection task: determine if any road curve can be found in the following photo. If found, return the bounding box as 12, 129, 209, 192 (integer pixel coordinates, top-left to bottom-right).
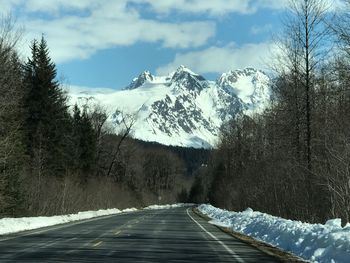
0, 207, 281, 262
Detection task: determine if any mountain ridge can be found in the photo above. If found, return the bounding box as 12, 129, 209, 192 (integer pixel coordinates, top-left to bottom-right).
69, 66, 271, 148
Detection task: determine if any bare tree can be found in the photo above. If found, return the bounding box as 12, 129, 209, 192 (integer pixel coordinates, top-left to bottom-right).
106, 111, 136, 179
0, 14, 22, 50
332, 0, 350, 56
279, 0, 331, 170
0, 14, 25, 216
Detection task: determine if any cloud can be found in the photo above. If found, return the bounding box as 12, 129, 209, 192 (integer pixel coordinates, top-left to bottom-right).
131, 0, 345, 16
4, 0, 343, 65
0, 0, 20, 12
131, 0, 252, 15
156, 42, 277, 75
2, 0, 215, 63
251, 24, 273, 35
24, 0, 100, 13
131, 0, 289, 16
0, 0, 289, 16
23, 16, 215, 63
66, 85, 116, 95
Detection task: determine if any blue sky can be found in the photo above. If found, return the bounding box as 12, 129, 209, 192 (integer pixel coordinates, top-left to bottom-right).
1, 0, 338, 90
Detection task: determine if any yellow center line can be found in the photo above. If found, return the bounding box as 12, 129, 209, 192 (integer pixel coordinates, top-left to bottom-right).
92, 241, 103, 247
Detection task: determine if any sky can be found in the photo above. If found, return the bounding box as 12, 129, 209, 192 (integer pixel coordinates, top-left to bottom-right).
0, 0, 343, 90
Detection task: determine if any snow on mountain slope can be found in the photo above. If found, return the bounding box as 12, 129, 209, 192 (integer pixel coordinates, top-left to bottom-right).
217, 68, 270, 114
69, 66, 270, 149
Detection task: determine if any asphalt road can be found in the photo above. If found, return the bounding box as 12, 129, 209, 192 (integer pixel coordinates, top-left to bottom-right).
0, 207, 281, 262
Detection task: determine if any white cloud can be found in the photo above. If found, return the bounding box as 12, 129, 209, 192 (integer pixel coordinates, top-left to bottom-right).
257, 0, 288, 10
2, 0, 215, 63
131, 0, 345, 16
0, 0, 23, 14
131, 0, 289, 16
0, 0, 289, 16
132, 0, 252, 15
4, 0, 343, 65
23, 16, 215, 63
156, 42, 277, 75
66, 85, 116, 95
24, 0, 100, 13
251, 24, 273, 35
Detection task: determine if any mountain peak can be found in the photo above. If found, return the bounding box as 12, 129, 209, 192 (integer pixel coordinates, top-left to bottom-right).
170, 66, 206, 93
175, 65, 198, 76
125, 70, 154, 90
217, 68, 270, 111
217, 68, 268, 86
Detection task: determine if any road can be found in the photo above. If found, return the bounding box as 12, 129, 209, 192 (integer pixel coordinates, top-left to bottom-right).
0, 207, 281, 262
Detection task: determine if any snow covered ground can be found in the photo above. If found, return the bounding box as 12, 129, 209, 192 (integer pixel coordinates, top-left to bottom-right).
198, 204, 350, 263
0, 204, 188, 236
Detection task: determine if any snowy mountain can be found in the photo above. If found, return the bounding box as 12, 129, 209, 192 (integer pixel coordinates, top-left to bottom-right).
217, 68, 270, 114
69, 66, 270, 149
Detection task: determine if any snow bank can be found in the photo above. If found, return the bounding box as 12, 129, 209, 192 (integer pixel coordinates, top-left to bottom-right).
145, 203, 192, 210
0, 203, 191, 236
198, 204, 350, 263
0, 208, 135, 236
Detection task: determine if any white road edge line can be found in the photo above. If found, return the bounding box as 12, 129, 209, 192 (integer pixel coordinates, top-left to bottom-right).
186, 208, 245, 263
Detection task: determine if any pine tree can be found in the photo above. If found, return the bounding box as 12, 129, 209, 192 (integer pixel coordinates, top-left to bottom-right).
79, 109, 97, 174
71, 104, 82, 172
23, 36, 71, 177
71, 104, 97, 177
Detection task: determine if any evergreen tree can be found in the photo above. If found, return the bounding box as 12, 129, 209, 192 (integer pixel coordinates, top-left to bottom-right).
23, 36, 71, 177
79, 109, 97, 174
188, 176, 205, 203
71, 104, 97, 177
208, 162, 226, 207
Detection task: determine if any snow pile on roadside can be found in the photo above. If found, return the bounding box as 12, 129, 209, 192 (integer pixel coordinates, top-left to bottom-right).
0, 208, 133, 236
145, 203, 192, 210
122, 208, 138, 213
0, 203, 191, 236
198, 204, 350, 263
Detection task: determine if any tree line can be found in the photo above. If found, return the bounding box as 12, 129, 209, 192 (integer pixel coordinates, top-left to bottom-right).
190, 0, 350, 224
0, 17, 207, 217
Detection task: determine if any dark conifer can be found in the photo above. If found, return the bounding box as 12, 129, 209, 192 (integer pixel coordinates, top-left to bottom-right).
23, 36, 71, 177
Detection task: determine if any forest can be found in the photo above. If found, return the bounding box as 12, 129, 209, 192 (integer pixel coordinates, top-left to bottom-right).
190, 0, 350, 224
